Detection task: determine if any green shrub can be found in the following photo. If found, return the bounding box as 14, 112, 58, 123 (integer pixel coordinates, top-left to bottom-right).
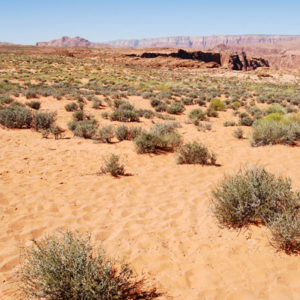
100, 154, 125, 177
176, 142, 216, 165
0, 105, 32, 128
166, 102, 184, 114
65, 102, 78, 112
209, 99, 225, 111
33, 111, 56, 131
69, 120, 98, 139
262, 113, 285, 123
265, 104, 285, 115
211, 167, 299, 227
26, 101, 41, 110
18, 231, 158, 299
233, 128, 244, 139
232, 101, 241, 110
95, 125, 114, 143
188, 109, 206, 124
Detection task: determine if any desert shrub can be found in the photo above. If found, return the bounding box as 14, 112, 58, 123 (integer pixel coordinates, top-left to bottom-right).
265, 104, 285, 115
209, 99, 225, 111
33, 111, 56, 131
18, 231, 158, 299
211, 167, 300, 252
154, 103, 167, 112
24, 90, 38, 99
95, 125, 114, 143
91, 99, 102, 109
206, 108, 218, 117
232, 101, 241, 110
181, 97, 194, 105
101, 111, 109, 119
69, 120, 98, 139
150, 122, 180, 136
134, 132, 160, 153
26, 101, 41, 110
150, 99, 162, 108
262, 113, 285, 123
233, 128, 244, 139
176, 141, 216, 165
73, 110, 84, 121
50, 125, 64, 140
269, 210, 300, 252
0, 105, 32, 128
154, 112, 175, 120
251, 119, 300, 146
286, 112, 300, 123
166, 102, 184, 114
188, 109, 206, 125
195, 99, 206, 106
134, 127, 182, 154
100, 154, 125, 177
113, 99, 127, 109
115, 125, 142, 141
65, 102, 78, 112
197, 122, 212, 132
211, 167, 299, 227
109, 109, 139, 122
0, 95, 14, 105
239, 115, 254, 126
223, 121, 236, 127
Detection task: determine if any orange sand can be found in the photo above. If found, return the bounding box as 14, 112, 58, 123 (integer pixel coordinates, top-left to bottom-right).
0, 96, 300, 299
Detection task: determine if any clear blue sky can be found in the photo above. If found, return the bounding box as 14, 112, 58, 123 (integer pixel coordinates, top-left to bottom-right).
0, 0, 299, 44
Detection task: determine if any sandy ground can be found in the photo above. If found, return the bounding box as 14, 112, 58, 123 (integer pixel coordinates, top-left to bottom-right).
0, 96, 300, 299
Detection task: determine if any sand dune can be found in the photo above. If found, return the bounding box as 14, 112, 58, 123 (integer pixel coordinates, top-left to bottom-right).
0, 97, 300, 299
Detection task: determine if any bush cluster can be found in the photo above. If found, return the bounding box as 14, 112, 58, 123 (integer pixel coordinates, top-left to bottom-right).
134, 123, 182, 153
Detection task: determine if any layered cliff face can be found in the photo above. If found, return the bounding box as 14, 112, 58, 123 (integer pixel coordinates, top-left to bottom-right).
138, 49, 269, 71
108, 35, 300, 49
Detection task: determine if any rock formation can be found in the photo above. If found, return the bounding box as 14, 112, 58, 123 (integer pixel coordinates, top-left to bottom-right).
138, 49, 269, 70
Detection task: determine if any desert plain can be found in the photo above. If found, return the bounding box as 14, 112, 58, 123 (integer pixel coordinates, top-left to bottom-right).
0, 46, 299, 299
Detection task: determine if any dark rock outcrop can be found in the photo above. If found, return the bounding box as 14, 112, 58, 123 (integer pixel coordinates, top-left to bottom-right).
139, 49, 269, 70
